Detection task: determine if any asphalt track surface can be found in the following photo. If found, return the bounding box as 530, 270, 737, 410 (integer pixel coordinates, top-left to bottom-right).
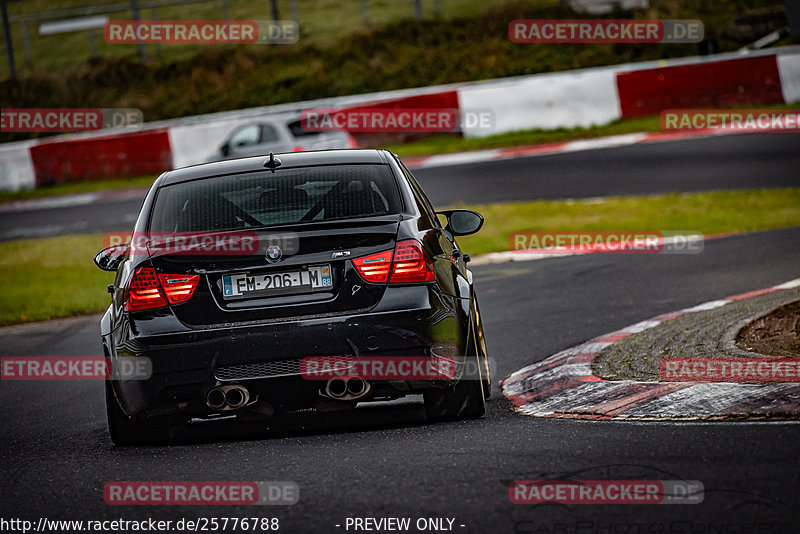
2, 227, 800, 531
1, 132, 799, 241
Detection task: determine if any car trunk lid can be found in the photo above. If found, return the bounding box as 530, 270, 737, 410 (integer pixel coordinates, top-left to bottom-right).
147, 215, 400, 326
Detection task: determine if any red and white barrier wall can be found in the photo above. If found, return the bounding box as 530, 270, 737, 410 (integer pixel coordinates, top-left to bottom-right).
458, 46, 800, 135
30, 129, 171, 187
0, 140, 36, 192
777, 53, 800, 103
615, 55, 784, 118
458, 66, 622, 136
1, 46, 798, 192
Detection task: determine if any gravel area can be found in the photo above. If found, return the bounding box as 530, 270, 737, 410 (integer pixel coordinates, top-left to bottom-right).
737, 300, 800, 357
593, 288, 800, 381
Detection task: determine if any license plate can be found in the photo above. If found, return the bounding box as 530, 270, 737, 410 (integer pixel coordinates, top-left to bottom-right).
222, 265, 332, 299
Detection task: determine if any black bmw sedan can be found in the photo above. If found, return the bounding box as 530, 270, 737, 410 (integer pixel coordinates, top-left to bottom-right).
94, 149, 490, 444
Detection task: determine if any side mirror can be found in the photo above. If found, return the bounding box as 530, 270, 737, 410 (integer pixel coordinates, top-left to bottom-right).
94, 243, 129, 272
220, 142, 230, 157
437, 209, 484, 236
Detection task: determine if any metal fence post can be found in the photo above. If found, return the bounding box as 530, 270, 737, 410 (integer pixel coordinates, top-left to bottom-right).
270, 0, 280, 21
150, 7, 161, 55
360, 0, 369, 25
90, 28, 98, 56
130, 0, 147, 62
1, 0, 16, 78
269, 0, 279, 45
21, 21, 32, 64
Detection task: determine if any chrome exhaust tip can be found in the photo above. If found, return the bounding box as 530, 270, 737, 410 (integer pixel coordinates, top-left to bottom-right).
346, 377, 369, 397
326, 378, 348, 398
323, 377, 371, 401
206, 388, 226, 410
206, 385, 250, 410
225, 385, 249, 409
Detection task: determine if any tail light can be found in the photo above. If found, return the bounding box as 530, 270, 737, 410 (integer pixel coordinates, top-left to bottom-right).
389, 240, 435, 283
159, 273, 200, 305
352, 250, 393, 283
352, 240, 435, 284
347, 135, 359, 148
125, 267, 200, 311
292, 145, 305, 152
126, 268, 165, 311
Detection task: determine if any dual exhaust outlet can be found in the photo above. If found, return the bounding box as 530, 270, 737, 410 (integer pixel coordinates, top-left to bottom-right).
324, 376, 371, 401
206, 378, 370, 410
206, 385, 250, 411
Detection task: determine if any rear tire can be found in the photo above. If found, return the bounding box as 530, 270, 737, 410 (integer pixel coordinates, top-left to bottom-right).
424, 356, 486, 421
105, 381, 170, 445
474, 299, 492, 400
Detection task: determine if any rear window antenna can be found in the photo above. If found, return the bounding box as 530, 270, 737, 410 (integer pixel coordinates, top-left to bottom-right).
263, 152, 282, 172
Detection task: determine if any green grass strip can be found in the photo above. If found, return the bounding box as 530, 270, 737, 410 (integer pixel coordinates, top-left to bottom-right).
1, 188, 798, 326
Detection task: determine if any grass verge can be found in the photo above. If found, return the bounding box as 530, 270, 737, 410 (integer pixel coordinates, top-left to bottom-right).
0, 234, 114, 326
388, 117, 661, 157
1, 188, 799, 327
455, 188, 800, 256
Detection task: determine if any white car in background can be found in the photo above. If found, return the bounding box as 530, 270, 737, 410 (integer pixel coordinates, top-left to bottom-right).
213, 116, 357, 161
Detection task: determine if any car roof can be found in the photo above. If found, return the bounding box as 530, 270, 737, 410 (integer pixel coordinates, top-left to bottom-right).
160, 149, 390, 186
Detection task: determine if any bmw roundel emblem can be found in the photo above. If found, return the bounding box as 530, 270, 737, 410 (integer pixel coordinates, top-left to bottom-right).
265, 245, 283, 263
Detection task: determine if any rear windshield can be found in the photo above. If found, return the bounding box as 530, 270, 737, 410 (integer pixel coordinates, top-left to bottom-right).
150, 164, 402, 232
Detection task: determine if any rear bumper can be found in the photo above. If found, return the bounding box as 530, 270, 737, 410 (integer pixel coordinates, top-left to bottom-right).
107, 287, 471, 417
